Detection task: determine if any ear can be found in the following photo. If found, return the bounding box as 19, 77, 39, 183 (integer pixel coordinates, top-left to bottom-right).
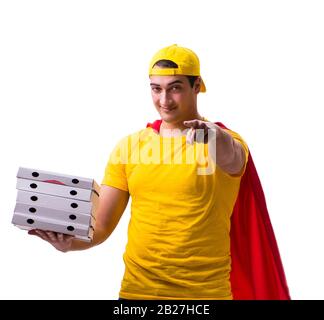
194, 77, 202, 93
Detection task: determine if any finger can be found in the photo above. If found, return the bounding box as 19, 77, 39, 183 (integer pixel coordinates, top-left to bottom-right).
34, 229, 51, 241
64, 234, 75, 241
185, 120, 209, 131
28, 230, 44, 240
57, 233, 64, 242
58, 233, 74, 243
186, 127, 195, 144
46, 231, 58, 242
183, 120, 199, 129
28, 229, 38, 236
64, 235, 75, 243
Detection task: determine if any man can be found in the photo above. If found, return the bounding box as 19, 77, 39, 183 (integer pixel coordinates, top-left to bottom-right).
29, 44, 290, 300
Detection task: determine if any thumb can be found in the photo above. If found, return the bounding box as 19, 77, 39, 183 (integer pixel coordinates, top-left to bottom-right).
183, 119, 199, 128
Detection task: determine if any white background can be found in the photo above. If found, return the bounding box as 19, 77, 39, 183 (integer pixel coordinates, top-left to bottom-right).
0, 0, 323, 300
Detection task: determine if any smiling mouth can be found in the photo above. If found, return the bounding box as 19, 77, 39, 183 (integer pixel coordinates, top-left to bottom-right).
161, 107, 176, 112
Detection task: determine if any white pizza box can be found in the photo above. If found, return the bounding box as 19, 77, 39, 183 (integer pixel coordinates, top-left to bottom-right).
14, 224, 94, 242
16, 178, 98, 202
16, 190, 98, 217
12, 212, 94, 241
14, 203, 95, 226
17, 167, 100, 194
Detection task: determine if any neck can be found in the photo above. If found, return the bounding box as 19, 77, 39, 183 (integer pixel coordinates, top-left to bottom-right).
160, 113, 203, 133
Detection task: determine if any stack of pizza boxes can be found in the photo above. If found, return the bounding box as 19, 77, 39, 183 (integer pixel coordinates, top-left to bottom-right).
12, 167, 99, 242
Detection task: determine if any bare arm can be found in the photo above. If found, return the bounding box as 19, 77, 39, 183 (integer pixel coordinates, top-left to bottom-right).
28, 185, 129, 252
184, 119, 246, 175
215, 128, 246, 175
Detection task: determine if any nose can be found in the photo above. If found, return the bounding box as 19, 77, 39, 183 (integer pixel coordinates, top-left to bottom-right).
160, 90, 172, 106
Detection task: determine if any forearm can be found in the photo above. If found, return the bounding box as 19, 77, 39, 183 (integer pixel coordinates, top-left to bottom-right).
69, 185, 129, 252
69, 227, 109, 251
216, 129, 245, 175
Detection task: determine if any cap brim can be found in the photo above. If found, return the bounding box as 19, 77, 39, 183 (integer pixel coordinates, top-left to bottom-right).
200, 79, 206, 92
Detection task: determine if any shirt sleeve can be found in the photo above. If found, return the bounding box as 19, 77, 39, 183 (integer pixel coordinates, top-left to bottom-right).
101, 137, 129, 192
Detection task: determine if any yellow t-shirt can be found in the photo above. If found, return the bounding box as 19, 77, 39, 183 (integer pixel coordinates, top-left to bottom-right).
102, 125, 249, 300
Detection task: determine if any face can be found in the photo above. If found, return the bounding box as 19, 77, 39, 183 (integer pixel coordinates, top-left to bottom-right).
150, 75, 201, 127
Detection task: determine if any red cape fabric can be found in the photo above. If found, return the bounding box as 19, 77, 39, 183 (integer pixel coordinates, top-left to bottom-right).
146, 120, 290, 300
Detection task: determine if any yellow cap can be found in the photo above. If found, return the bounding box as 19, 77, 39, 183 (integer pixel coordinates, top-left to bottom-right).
149, 44, 206, 92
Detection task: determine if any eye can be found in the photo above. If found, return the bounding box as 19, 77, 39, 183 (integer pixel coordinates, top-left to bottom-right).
151, 87, 161, 93
170, 86, 181, 92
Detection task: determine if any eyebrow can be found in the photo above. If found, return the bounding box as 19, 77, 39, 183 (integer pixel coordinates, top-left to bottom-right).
150, 80, 184, 87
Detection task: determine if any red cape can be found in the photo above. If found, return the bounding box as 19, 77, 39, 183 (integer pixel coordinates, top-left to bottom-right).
147, 120, 290, 300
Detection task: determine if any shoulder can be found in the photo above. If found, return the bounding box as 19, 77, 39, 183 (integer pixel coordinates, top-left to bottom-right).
223, 128, 247, 145
114, 128, 153, 146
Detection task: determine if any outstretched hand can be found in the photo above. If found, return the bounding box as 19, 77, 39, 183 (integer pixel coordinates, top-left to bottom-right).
183, 119, 220, 144
28, 229, 75, 253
